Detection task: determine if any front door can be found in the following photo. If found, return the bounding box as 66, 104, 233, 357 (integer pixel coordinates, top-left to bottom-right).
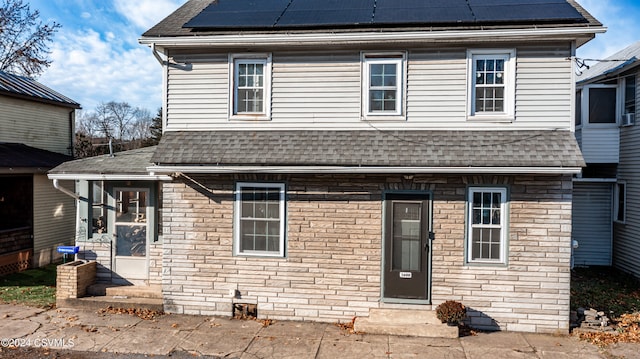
112, 188, 149, 283
383, 193, 431, 300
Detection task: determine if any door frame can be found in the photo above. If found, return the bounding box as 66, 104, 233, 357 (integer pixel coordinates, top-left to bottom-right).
110, 186, 152, 284
381, 190, 433, 304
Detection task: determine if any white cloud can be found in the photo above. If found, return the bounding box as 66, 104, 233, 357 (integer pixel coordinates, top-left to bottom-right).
39, 28, 162, 112
81, 12, 91, 19
576, 0, 638, 60
113, 0, 187, 30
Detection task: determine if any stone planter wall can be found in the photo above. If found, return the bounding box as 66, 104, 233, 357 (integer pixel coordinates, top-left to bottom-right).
56, 260, 97, 302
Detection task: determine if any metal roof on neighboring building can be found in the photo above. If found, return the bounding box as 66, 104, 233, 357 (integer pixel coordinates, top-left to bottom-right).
0, 71, 80, 109
577, 41, 640, 84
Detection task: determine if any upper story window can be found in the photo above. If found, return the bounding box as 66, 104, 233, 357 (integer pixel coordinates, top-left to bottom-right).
467, 49, 516, 120
229, 54, 272, 120
362, 53, 405, 118
623, 75, 636, 125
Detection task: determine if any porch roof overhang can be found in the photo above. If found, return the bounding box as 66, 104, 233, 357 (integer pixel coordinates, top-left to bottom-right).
47, 146, 171, 181
149, 129, 585, 175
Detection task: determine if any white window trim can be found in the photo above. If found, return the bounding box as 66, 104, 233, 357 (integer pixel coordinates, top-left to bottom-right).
614, 181, 626, 224
234, 182, 286, 257
228, 53, 272, 121
580, 84, 620, 128
466, 186, 508, 265
467, 49, 516, 121
361, 52, 406, 120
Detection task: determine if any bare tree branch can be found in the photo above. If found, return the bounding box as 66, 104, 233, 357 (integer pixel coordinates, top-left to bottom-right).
0, 0, 60, 78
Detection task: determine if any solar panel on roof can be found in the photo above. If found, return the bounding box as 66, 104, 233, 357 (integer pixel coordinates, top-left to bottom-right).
471, 3, 585, 22
277, 0, 374, 27
374, 0, 474, 24
184, 0, 291, 28
182, 0, 587, 30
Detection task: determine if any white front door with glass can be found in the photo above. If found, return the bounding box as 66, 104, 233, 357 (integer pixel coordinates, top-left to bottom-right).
112, 188, 150, 283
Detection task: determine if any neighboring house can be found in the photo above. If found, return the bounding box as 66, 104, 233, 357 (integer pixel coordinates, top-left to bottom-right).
573, 41, 640, 277
0, 71, 80, 273
49, 0, 604, 333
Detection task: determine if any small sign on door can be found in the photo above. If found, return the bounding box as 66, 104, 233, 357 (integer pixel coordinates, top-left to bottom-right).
399, 272, 412, 279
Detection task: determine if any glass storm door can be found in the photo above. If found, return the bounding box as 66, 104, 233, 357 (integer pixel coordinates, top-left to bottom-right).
383, 193, 431, 300
113, 188, 149, 282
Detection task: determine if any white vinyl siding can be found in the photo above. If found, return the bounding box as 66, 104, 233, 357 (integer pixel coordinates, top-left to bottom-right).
166, 54, 229, 129
572, 182, 612, 267
164, 44, 573, 131
0, 96, 73, 155
271, 52, 362, 122
32, 176, 76, 265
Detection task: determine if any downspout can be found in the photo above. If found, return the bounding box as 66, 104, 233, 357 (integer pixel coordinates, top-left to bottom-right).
52, 178, 80, 200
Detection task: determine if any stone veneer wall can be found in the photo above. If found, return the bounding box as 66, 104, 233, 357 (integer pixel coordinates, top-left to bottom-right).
77, 240, 163, 286
161, 174, 573, 333
56, 260, 96, 300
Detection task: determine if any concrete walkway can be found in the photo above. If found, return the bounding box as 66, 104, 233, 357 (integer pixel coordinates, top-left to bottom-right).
0, 304, 636, 358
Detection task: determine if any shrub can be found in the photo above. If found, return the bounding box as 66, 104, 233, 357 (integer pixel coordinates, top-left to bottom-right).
436, 300, 466, 325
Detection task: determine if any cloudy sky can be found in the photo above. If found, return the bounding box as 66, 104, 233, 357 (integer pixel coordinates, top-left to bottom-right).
29, 0, 640, 114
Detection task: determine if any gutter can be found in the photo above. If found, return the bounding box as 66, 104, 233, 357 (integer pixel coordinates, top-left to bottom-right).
147, 165, 583, 175
140, 27, 605, 47
52, 178, 81, 200
48, 174, 173, 181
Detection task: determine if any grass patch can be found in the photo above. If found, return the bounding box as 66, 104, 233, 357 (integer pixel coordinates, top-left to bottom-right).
0, 263, 58, 308
571, 266, 640, 317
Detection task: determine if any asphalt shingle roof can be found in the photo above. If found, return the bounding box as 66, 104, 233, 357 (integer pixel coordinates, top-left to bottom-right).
151, 130, 585, 168
0, 143, 72, 170
0, 71, 80, 109
49, 146, 157, 175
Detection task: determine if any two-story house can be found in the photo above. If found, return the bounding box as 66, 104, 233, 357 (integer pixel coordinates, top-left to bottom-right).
49, 0, 604, 334
573, 41, 640, 277
0, 71, 79, 273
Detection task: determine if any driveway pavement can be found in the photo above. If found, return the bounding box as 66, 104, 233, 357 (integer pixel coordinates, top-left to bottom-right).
0, 303, 636, 358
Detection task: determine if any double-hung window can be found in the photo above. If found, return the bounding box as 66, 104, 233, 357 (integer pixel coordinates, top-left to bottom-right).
230, 54, 271, 120
466, 187, 508, 264
362, 53, 405, 118
234, 183, 285, 257
468, 49, 515, 119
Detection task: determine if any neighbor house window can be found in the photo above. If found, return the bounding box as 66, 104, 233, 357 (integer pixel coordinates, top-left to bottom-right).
234, 183, 285, 257
467, 187, 508, 264
362, 53, 405, 117
587, 86, 617, 124
467, 50, 515, 119
230, 54, 271, 119
615, 182, 626, 223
